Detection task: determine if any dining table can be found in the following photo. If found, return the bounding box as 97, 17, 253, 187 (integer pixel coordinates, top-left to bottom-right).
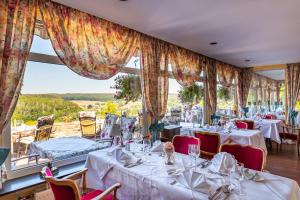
85, 146, 300, 200
254, 119, 284, 144
180, 123, 267, 153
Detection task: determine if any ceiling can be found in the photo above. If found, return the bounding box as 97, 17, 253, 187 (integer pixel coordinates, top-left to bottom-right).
54, 0, 300, 68
255, 70, 285, 81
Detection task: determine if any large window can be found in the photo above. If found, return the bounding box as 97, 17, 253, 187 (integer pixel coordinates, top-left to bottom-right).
4, 36, 143, 178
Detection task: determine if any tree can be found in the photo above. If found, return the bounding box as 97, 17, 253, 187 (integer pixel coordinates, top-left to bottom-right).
111, 75, 141, 103
177, 83, 204, 105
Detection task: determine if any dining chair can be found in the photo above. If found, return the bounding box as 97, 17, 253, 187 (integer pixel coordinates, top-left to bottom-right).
42, 167, 121, 200
278, 124, 300, 155
172, 135, 200, 155
263, 114, 277, 120
235, 120, 248, 129
219, 143, 265, 171
194, 131, 220, 159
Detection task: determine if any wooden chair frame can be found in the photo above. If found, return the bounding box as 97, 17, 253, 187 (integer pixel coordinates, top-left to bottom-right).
278, 124, 300, 155
78, 115, 97, 139
45, 168, 121, 200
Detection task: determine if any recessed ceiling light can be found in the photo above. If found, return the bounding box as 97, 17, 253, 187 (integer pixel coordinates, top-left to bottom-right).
244, 59, 251, 62
209, 42, 218, 45
120, 0, 128, 1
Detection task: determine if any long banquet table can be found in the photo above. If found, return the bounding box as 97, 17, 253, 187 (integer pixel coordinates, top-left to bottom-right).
180, 124, 267, 152
85, 147, 300, 200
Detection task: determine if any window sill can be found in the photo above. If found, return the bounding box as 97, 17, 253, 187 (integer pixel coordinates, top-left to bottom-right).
0, 161, 85, 196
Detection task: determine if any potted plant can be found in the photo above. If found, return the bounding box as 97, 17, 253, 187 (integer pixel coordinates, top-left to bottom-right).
217, 86, 231, 101
177, 83, 204, 106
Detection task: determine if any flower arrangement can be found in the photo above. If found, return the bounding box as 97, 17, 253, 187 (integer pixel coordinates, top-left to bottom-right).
164, 142, 175, 153
164, 142, 175, 165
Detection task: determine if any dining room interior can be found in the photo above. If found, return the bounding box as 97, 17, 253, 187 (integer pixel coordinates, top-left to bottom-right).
1, 0, 300, 200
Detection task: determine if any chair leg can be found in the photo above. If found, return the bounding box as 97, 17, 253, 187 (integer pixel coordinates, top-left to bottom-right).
297, 142, 299, 156
269, 139, 272, 150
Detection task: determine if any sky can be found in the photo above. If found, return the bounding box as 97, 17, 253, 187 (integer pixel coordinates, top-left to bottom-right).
22, 36, 181, 94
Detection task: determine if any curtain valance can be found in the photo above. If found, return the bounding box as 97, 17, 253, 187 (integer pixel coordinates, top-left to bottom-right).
216, 62, 237, 87
169, 45, 203, 87
39, 0, 140, 80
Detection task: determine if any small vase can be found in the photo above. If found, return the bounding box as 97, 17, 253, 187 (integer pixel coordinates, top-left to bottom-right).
165, 151, 175, 165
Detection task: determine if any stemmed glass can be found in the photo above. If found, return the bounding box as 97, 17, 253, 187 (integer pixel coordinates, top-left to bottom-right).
188, 144, 200, 170
229, 162, 246, 196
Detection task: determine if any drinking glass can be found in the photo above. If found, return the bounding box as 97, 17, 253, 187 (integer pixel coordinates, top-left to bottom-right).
143, 139, 151, 158
230, 162, 246, 196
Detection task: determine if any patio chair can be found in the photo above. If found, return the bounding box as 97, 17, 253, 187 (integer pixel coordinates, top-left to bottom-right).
220, 143, 265, 171
79, 111, 98, 139
16, 115, 54, 156
41, 166, 121, 200
172, 135, 200, 155
194, 131, 220, 159
278, 124, 300, 155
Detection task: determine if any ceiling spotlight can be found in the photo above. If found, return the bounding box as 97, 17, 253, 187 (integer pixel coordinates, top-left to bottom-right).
120, 0, 128, 1
244, 59, 251, 62
209, 42, 218, 45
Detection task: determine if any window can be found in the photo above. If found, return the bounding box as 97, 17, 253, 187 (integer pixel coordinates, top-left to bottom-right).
3, 36, 143, 178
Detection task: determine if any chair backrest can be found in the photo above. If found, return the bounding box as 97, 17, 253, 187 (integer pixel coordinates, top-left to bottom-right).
219, 143, 265, 171
79, 116, 96, 137
37, 115, 54, 129
45, 177, 80, 200
121, 116, 137, 140
101, 113, 119, 138
263, 114, 277, 120
235, 120, 248, 129
194, 132, 220, 157
172, 135, 200, 155
35, 125, 52, 141
244, 120, 255, 130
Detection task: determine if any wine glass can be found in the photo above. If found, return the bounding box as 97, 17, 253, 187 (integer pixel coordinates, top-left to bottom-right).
229, 162, 246, 196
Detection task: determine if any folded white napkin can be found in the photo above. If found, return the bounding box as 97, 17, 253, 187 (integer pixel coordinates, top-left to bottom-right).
209, 152, 237, 174
175, 170, 211, 194
151, 141, 164, 152
108, 147, 138, 165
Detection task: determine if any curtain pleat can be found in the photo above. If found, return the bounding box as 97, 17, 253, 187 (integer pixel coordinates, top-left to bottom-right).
236, 68, 253, 109
140, 37, 169, 122
169, 45, 203, 87
0, 0, 37, 134
39, 0, 140, 80
286, 63, 300, 112
204, 59, 217, 124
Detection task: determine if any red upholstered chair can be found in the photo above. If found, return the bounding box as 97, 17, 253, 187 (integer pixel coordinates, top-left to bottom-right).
219, 143, 265, 171
244, 120, 255, 130
235, 120, 248, 129
172, 135, 200, 155
278, 124, 300, 155
194, 131, 220, 159
42, 167, 121, 200
263, 114, 277, 120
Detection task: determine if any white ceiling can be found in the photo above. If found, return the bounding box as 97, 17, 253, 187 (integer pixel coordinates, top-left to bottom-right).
255, 70, 285, 81
54, 0, 300, 68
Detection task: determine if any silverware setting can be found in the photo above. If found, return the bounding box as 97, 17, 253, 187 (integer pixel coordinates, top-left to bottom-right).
124, 158, 143, 168
208, 185, 233, 200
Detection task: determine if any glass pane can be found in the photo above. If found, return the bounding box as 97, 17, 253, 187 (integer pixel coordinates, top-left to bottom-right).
30, 36, 57, 56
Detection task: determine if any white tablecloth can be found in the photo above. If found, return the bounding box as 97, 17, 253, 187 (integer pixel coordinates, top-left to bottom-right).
85, 148, 300, 200
181, 126, 267, 152
256, 119, 283, 143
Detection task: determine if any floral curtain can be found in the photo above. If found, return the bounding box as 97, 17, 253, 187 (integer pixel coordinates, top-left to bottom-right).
204, 59, 217, 124
140, 37, 169, 122
286, 63, 300, 112
236, 68, 253, 108
0, 0, 37, 135
169, 46, 203, 87
216, 62, 236, 87
39, 0, 140, 80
